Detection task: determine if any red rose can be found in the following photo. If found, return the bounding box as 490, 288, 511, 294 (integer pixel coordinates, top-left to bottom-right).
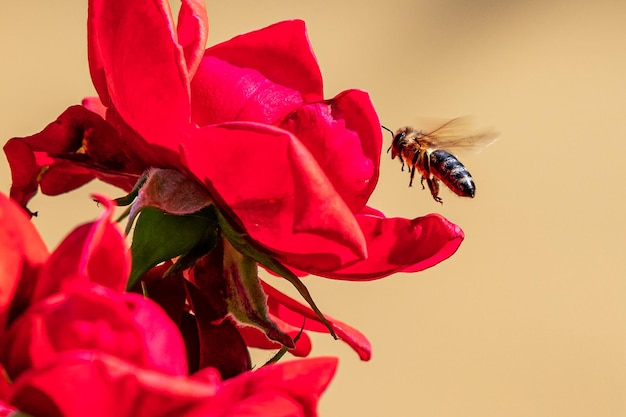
4, 0, 463, 280
1, 283, 188, 380
0, 194, 186, 380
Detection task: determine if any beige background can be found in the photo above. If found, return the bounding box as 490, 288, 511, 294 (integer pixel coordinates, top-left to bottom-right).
2, 1, 626, 416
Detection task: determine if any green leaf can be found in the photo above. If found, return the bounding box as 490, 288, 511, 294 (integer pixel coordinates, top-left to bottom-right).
127, 206, 218, 289
217, 212, 337, 339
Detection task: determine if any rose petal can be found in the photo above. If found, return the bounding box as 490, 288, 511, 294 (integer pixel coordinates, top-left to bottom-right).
1, 284, 187, 380
311, 211, 465, 280
81, 96, 107, 118
33, 195, 129, 302
104, 104, 183, 171
0, 194, 48, 330
190, 56, 305, 126
87, 1, 110, 106
262, 281, 371, 361
279, 89, 382, 212
185, 280, 251, 379
181, 123, 367, 271
39, 162, 98, 196
203, 395, 302, 417
210, 356, 338, 417
3, 139, 44, 212
89, 0, 190, 158
3, 106, 141, 212
10, 351, 218, 417
202, 20, 322, 103
0, 366, 11, 407
122, 292, 188, 375
135, 265, 186, 326
11, 351, 336, 417
177, 0, 209, 77
0, 399, 14, 417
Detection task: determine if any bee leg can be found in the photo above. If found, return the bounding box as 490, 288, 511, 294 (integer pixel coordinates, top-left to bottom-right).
414, 151, 429, 190
426, 177, 443, 204
408, 165, 416, 187
408, 151, 423, 187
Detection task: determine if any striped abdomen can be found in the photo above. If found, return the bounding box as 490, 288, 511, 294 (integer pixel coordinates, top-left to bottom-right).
429, 150, 475, 198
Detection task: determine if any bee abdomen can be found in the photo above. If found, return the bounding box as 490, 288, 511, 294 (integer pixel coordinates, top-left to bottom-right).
429, 150, 475, 198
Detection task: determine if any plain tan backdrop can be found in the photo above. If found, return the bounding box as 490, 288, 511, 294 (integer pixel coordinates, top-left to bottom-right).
2, 1, 626, 416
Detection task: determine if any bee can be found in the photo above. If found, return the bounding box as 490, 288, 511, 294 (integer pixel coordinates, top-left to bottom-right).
384, 118, 497, 204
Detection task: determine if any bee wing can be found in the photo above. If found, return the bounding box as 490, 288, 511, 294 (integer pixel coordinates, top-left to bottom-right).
422, 117, 499, 154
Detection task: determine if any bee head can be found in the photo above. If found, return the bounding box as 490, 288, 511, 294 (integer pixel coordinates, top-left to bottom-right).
389, 127, 409, 159
382, 125, 406, 159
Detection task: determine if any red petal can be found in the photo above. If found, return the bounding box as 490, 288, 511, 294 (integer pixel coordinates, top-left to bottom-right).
211, 357, 338, 417
81, 96, 107, 118
87, 1, 110, 106
237, 316, 313, 357
38, 162, 97, 197
190, 56, 304, 126
185, 280, 251, 379
3, 138, 54, 212
203, 20, 322, 103
33, 195, 130, 302
2, 284, 187, 380
135, 267, 187, 326
103, 104, 183, 171
89, 0, 190, 156
181, 123, 367, 271
11, 351, 335, 417
0, 366, 11, 407
177, 0, 209, 77
313, 211, 465, 280
0, 194, 48, 329
205, 395, 302, 417
3, 106, 141, 211
0, 400, 14, 417
279, 89, 382, 212
122, 292, 188, 375
10, 351, 219, 417
262, 281, 371, 361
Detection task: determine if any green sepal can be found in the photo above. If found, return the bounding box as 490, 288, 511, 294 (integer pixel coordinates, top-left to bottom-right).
8, 412, 34, 417
164, 225, 220, 278
127, 206, 218, 289
223, 239, 294, 348
264, 326, 304, 366
217, 212, 337, 339
111, 171, 149, 223
114, 205, 132, 223
113, 171, 149, 207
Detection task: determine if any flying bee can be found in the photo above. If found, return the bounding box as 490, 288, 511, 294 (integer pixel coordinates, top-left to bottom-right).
384, 118, 497, 204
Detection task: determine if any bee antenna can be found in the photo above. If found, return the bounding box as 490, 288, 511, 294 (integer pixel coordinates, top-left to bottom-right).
381, 126, 395, 153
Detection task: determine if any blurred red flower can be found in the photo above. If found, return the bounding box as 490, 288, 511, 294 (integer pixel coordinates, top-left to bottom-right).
10, 351, 337, 417
0, 193, 186, 382
0, 193, 337, 416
